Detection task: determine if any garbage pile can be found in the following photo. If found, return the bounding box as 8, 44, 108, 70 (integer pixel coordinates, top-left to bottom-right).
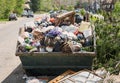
17, 11, 94, 53
23, 68, 120, 83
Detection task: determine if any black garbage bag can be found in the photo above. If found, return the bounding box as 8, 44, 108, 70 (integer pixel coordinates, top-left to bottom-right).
53, 41, 62, 52
75, 14, 83, 24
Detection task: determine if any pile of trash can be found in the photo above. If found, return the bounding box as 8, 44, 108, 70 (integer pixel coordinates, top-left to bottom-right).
23, 68, 120, 83
17, 11, 94, 53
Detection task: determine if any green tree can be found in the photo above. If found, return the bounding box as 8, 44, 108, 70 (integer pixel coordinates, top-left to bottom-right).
0, 0, 24, 19
40, 0, 53, 12
14, 0, 25, 15
0, 0, 6, 19
4, 0, 17, 18
30, 0, 40, 12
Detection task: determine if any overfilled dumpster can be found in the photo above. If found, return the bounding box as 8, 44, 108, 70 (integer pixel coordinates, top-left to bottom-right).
16, 11, 96, 76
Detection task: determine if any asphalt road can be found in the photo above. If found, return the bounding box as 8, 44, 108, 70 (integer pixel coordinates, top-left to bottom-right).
0, 16, 38, 83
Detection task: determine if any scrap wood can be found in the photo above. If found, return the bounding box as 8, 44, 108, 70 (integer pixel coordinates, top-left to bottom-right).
49, 70, 75, 83
37, 76, 49, 82
57, 11, 75, 18
55, 11, 75, 26
58, 70, 103, 83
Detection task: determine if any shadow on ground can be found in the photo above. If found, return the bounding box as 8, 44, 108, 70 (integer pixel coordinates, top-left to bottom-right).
1, 63, 56, 83
2, 64, 25, 83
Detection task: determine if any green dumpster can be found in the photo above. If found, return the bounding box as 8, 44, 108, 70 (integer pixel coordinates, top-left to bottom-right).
16, 14, 96, 75
16, 51, 96, 75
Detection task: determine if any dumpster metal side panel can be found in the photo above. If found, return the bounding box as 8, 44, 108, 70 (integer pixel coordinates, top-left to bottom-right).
18, 52, 95, 75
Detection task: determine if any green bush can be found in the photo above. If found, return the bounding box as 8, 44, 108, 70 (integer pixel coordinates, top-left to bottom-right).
93, 1, 120, 74
0, 0, 25, 19
14, 0, 25, 15
60, 5, 64, 10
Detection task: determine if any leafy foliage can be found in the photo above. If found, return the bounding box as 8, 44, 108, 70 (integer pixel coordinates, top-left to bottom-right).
40, 0, 53, 12
94, 1, 120, 74
30, 0, 41, 12
80, 8, 86, 16
14, 0, 25, 15
0, 0, 6, 19
30, 0, 75, 12
0, 0, 25, 19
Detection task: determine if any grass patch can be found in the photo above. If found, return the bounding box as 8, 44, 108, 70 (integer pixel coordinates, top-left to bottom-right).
0, 19, 8, 22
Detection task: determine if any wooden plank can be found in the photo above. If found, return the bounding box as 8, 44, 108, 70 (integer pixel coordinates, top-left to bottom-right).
55, 11, 75, 26
49, 70, 75, 83
58, 70, 103, 83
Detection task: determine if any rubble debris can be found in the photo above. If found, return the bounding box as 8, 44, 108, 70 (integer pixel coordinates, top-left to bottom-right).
49, 70, 103, 83
104, 75, 120, 83
94, 67, 108, 78
17, 11, 95, 54
22, 69, 120, 83
94, 67, 120, 83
